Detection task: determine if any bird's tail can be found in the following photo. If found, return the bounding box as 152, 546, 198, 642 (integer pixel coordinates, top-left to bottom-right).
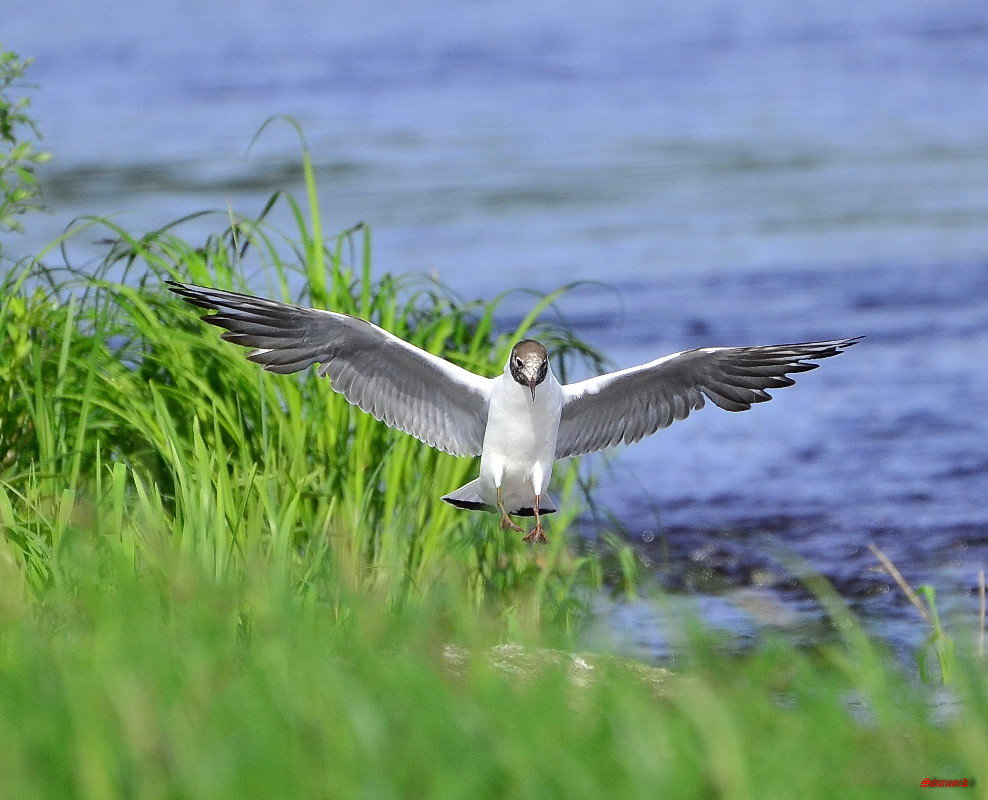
441, 479, 495, 512
511, 495, 557, 517
441, 480, 557, 516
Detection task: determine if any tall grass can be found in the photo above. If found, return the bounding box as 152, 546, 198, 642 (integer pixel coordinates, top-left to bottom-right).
0, 545, 986, 800
1, 160, 616, 630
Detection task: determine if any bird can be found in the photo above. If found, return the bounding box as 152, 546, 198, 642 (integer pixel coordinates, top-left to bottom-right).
166, 281, 860, 544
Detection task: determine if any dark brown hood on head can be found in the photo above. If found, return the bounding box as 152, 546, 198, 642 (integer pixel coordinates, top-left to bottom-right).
509, 339, 549, 399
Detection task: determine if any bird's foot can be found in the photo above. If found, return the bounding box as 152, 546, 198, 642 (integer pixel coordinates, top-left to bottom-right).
499, 513, 524, 532
522, 525, 548, 545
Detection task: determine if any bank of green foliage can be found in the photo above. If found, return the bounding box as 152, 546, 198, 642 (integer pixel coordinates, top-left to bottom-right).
1, 54, 986, 799
0, 527, 986, 800
0, 47, 50, 245
0, 207, 605, 628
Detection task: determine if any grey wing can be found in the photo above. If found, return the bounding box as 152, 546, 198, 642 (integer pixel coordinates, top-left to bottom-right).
555, 338, 861, 459
166, 282, 492, 456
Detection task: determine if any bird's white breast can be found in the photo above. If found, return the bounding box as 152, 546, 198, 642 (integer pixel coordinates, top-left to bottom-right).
477, 373, 563, 511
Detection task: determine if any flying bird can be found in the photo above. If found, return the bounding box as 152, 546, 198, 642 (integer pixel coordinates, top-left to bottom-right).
167, 281, 859, 543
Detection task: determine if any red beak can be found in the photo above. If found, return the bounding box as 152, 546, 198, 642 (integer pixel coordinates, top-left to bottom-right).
528, 379, 537, 401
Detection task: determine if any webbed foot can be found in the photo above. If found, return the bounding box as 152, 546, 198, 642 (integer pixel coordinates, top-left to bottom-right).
522, 525, 548, 544
499, 513, 524, 532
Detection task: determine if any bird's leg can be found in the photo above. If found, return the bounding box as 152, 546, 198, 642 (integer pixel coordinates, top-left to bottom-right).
497, 486, 523, 532
523, 495, 549, 544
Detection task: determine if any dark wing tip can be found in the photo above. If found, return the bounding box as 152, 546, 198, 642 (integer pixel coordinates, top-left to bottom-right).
771, 335, 864, 363
823, 335, 863, 349
164, 280, 199, 297
807, 335, 864, 361
165, 281, 221, 311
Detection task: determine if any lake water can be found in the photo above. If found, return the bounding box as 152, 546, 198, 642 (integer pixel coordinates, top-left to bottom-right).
5, 0, 987, 655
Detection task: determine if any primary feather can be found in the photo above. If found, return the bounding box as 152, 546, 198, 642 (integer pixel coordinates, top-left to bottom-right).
166, 282, 492, 456
555, 338, 861, 459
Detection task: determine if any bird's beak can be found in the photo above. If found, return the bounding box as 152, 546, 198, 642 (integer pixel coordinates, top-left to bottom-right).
528, 379, 537, 401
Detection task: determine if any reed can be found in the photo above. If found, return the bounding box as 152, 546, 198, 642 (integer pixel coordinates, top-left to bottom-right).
1, 170, 621, 632
0, 542, 985, 800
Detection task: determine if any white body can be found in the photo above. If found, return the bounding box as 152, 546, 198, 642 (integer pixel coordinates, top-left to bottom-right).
477, 363, 564, 513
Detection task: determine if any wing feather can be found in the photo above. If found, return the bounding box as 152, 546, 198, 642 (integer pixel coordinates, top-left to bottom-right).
555, 338, 860, 459
167, 282, 491, 456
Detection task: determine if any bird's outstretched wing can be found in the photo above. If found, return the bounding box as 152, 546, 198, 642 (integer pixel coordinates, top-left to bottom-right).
555, 338, 860, 459
167, 282, 492, 456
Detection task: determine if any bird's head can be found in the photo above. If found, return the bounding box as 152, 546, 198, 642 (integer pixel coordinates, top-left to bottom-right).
508, 339, 549, 401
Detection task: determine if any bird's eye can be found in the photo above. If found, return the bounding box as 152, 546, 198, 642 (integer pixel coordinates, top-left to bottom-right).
513, 358, 522, 368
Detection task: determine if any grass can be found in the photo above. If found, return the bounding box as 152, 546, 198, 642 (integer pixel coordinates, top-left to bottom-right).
0, 48, 51, 243
0, 545, 986, 800
1, 202, 612, 629
1, 122, 986, 797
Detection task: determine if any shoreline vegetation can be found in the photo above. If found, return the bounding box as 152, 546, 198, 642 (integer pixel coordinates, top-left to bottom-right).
1, 48, 986, 798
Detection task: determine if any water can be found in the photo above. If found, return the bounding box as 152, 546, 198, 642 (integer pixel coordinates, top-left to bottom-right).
576, 260, 987, 658
4, 0, 987, 653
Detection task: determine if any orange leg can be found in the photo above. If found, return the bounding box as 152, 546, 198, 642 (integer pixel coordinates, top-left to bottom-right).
522, 495, 549, 544
497, 486, 523, 532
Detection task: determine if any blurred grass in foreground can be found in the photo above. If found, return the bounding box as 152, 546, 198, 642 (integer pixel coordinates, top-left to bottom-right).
0, 540, 986, 799
0, 134, 985, 797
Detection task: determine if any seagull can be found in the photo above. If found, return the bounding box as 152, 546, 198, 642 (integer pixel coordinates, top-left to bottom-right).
167, 281, 859, 544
